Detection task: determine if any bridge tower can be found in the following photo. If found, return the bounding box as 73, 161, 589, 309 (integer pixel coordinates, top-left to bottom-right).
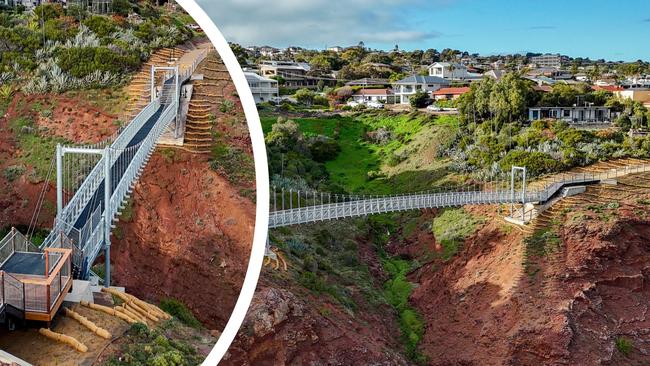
509, 166, 528, 223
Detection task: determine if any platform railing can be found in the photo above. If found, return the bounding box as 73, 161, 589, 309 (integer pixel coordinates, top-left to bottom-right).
1, 271, 25, 311
0, 228, 40, 268
19, 248, 72, 315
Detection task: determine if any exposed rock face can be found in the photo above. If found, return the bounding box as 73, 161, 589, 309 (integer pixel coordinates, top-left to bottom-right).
224, 285, 410, 366
410, 202, 650, 365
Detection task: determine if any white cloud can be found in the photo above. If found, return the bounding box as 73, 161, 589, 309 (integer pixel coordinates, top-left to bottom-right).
196, 0, 443, 48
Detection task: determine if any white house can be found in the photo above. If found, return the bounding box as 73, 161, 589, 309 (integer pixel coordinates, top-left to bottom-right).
428, 62, 469, 80
393, 75, 450, 104
244, 72, 279, 104
351, 88, 393, 103
327, 46, 344, 53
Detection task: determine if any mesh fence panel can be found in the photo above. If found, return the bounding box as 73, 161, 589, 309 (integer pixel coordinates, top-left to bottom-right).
24, 283, 47, 313
3, 273, 24, 310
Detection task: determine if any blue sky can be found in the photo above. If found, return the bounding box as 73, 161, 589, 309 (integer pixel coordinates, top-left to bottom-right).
198, 0, 650, 62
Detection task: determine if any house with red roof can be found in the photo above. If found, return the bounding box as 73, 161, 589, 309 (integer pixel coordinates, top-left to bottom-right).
431, 87, 470, 101
593, 85, 624, 92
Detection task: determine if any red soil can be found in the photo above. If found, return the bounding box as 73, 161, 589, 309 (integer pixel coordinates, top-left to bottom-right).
0, 93, 118, 229
410, 202, 650, 365
112, 151, 255, 331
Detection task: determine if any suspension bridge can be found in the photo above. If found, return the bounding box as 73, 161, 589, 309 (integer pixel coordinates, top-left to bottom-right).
268, 162, 650, 228
0, 48, 208, 326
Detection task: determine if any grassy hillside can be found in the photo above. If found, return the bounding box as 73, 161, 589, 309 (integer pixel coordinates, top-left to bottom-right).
262, 111, 461, 194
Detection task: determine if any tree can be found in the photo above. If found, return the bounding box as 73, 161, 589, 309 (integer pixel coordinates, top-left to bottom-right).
409, 90, 429, 109
308, 54, 332, 75
34, 3, 63, 22
112, 0, 133, 16
228, 43, 249, 67
295, 88, 316, 106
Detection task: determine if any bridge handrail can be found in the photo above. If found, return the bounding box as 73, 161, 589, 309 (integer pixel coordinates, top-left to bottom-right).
108, 101, 178, 225
42, 93, 165, 250
110, 98, 162, 157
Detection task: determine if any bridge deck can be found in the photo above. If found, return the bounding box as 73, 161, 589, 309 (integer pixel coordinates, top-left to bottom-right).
73, 81, 173, 235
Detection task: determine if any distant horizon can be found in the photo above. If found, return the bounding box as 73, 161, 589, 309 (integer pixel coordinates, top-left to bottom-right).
198, 0, 650, 63
238, 43, 642, 64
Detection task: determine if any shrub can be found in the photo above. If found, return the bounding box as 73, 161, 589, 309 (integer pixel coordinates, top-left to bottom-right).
295, 88, 316, 106
499, 150, 562, 177
3, 165, 25, 182
57, 46, 140, 78
409, 90, 430, 109
313, 95, 329, 107
159, 298, 201, 328
219, 99, 235, 113
308, 136, 340, 162
615, 337, 633, 356
82, 15, 117, 38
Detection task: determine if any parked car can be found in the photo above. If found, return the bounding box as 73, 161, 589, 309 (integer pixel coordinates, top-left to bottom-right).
427, 104, 443, 111
366, 101, 384, 109
347, 101, 361, 107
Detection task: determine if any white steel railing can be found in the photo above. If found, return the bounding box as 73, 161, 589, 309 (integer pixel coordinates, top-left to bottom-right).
269, 162, 650, 228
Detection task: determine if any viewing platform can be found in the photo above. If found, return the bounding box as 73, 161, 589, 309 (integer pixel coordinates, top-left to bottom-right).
0, 229, 73, 324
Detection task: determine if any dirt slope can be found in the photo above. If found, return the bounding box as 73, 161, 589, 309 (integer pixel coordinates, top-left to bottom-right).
112, 52, 255, 332
0, 92, 121, 230
410, 178, 650, 365
112, 151, 255, 330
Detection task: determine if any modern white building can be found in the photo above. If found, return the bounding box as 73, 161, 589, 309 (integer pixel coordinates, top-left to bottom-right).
529, 54, 569, 69
528, 106, 613, 124
392, 75, 450, 104
428, 62, 469, 80
244, 72, 279, 104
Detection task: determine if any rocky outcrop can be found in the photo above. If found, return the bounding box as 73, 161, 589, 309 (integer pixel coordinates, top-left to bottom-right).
224, 285, 410, 366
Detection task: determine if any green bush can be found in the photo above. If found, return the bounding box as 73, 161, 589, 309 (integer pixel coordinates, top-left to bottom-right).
219, 99, 235, 114
308, 137, 340, 162
57, 46, 140, 78
159, 299, 202, 328
499, 150, 562, 177
82, 15, 117, 38
3, 165, 25, 182
34, 3, 64, 22
409, 90, 430, 109
105, 321, 201, 366
615, 337, 633, 356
